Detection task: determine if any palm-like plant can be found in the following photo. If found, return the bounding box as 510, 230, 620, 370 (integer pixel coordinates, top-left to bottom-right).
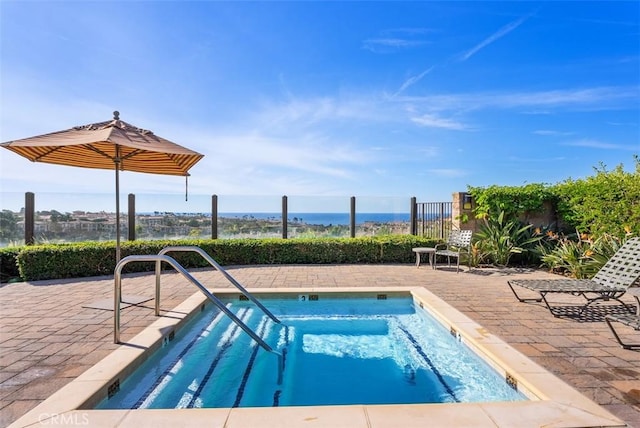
539, 233, 594, 278
475, 210, 542, 266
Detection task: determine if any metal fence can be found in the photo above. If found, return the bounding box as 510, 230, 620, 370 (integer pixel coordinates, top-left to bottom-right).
2, 192, 455, 245
415, 201, 453, 240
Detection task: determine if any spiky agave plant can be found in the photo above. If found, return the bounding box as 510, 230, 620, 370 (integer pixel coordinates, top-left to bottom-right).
475, 210, 542, 267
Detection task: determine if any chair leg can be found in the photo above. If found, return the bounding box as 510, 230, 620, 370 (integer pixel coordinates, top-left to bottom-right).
507, 281, 543, 304
605, 316, 640, 350
576, 294, 635, 316
538, 292, 566, 318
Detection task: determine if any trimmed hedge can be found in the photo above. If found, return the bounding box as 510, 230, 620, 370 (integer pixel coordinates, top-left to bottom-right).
0, 247, 21, 282
4, 235, 437, 282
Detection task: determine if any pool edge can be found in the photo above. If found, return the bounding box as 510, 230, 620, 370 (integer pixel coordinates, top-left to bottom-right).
9, 286, 626, 428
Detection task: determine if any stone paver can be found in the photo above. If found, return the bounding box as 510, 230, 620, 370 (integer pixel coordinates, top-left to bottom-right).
1, 264, 639, 427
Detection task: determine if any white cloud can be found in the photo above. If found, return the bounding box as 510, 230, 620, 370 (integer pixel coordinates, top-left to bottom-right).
394, 66, 435, 97
459, 13, 531, 61
564, 139, 639, 151
533, 130, 575, 136
410, 113, 467, 130
508, 156, 567, 162
427, 168, 468, 178
395, 86, 639, 113
254, 95, 384, 130
363, 38, 429, 51
362, 28, 433, 53
417, 146, 440, 157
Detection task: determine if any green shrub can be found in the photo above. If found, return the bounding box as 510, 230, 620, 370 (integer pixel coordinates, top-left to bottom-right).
0, 247, 21, 282
468, 183, 556, 220
12, 235, 437, 282
469, 156, 639, 269
539, 232, 630, 279
538, 232, 593, 278
552, 157, 640, 239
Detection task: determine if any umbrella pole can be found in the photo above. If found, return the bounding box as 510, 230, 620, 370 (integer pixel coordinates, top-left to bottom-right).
115, 147, 121, 263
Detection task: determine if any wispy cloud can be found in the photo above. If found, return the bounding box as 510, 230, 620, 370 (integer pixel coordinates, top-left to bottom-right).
206, 133, 365, 177
395, 86, 639, 112
160, 127, 377, 196
254, 95, 384, 129
411, 113, 467, 130
394, 66, 435, 97
459, 14, 531, 61
564, 139, 639, 151
363, 28, 433, 53
427, 168, 468, 178
417, 146, 439, 157
248, 85, 636, 139
606, 121, 639, 127
508, 156, 567, 162
534, 130, 575, 136
363, 38, 429, 51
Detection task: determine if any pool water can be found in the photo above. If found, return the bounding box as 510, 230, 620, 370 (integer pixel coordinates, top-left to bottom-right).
97, 295, 525, 409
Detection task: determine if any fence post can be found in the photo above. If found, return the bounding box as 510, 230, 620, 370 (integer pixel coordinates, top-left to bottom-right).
282, 195, 288, 239
127, 194, 136, 241
439, 202, 445, 239
24, 192, 35, 245
410, 196, 417, 235
350, 196, 356, 238
211, 195, 218, 239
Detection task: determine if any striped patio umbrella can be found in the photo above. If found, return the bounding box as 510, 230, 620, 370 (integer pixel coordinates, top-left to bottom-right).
1, 111, 204, 262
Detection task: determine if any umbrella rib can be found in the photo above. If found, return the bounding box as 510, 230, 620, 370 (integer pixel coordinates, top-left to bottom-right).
120, 149, 145, 161
32, 146, 64, 161
85, 144, 117, 162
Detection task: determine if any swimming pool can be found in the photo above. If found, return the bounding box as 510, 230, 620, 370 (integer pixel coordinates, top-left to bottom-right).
97, 294, 525, 409
13, 285, 625, 428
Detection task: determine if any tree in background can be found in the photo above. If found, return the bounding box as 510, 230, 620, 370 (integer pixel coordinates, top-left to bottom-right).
0, 210, 20, 242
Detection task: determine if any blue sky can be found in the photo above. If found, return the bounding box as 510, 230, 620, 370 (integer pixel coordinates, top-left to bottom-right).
1, 1, 638, 213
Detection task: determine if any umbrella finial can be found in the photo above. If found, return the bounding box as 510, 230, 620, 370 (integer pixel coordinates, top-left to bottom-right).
113, 111, 120, 120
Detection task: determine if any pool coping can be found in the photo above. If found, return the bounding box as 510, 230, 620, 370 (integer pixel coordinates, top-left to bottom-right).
10, 286, 626, 428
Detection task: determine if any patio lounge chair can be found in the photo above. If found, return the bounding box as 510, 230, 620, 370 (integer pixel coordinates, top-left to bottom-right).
605, 288, 640, 349
435, 230, 473, 273
507, 237, 640, 317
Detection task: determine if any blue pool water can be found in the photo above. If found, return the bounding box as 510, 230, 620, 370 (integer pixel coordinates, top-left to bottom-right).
97, 295, 526, 409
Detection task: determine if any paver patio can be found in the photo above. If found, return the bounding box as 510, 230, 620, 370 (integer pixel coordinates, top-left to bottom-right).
1, 264, 639, 427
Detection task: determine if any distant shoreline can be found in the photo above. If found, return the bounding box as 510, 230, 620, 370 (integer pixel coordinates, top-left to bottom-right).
140, 212, 414, 226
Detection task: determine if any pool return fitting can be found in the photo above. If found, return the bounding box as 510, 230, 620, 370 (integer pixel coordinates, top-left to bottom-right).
113, 247, 285, 384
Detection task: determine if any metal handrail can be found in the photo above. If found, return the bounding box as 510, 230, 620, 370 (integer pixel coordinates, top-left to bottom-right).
113, 254, 284, 383
157, 246, 281, 324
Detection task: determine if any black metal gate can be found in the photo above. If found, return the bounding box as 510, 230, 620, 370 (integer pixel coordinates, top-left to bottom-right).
415, 201, 452, 239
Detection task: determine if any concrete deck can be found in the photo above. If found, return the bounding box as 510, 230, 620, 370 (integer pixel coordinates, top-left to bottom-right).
1, 264, 639, 427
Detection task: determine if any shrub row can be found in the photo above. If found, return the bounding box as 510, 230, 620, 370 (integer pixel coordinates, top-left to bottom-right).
468, 156, 640, 239
1, 235, 437, 282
